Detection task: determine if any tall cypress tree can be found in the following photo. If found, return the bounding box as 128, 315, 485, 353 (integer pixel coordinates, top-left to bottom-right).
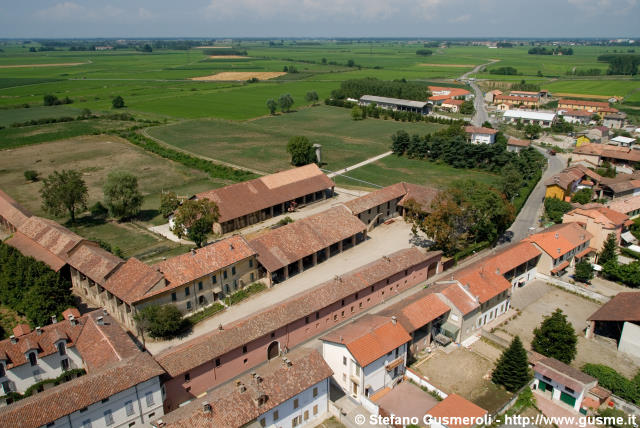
599, 233, 618, 265
492, 336, 531, 392
531, 308, 577, 364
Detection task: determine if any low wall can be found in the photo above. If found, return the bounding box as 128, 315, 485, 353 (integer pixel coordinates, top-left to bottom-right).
610, 395, 640, 417
536, 273, 609, 303
405, 367, 448, 399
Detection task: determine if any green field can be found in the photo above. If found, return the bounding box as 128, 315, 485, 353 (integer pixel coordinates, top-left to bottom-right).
147, 105, 445, 173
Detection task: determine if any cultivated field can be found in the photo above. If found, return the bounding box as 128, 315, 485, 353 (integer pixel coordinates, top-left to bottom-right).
190, 71, 287, 81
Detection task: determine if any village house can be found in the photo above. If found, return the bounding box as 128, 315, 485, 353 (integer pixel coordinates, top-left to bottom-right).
586, 292, 640, 358
544, 165, 602, 200
493, 94, 540, 109
359, 95, 430, 115
598, 173, 640, 199
507, 136, 531, 152
428, 86, 471, 105
502, 110, 556, 127
532, 356, 598, 413
321, 315, 411, 402
557, 108, 592, 125
587, 126, 610, 143
608, 195, 640, 219
576, 134, 591, 147
603, 112, 627, 129
573, 143, 640, 174
525, 223, 593, 276
425, 393, 488, 428
189, 164, 335, 234
562, 206, 629, 251
151, 348, 332, 428
153, 248, 441, 411
464, 126, 498, 144
484, 89, 502, 103
0, 189, 31, 233
558, 99, 612, 113
248, 206, 367, 284
0, 311, 165, 428
440, 98, 464, 113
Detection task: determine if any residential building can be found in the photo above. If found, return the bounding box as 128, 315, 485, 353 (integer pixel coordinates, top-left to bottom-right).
321, 315, 411, 402
0, 311, 165, 428
464, 126, 497, 144
558, 99, 611, 113
511, 90, 545, 99
0, 189, 30, 233
342, 182, 440, 229
557, 108, 592, 125
608, 195, 640, 218
604, 113, 627, 129
484, 89, 502, 103
532, 357, 597, 413
573, 143, 640, 173
609, 135, 635, 147
359, 95, 430, 115
586, 292, 640, 358
428, 86, 471, 105
372, 381, 440, 424
151, 348, 332, 428
494, 95, 540, 108
576, 135, 591, 147
426, 393, 488, 428
502, 110, 556, 126
587, 126, 609, 143
440, 98, 464, 113
525, 223, 593, 276
249, 206, 367, 284
190, 164, 335, 234
544, 166, 602, 200
562, 206, 629, 251
154, 249, 442, 411
598, 172, 640, 198
507, 136, 531, 152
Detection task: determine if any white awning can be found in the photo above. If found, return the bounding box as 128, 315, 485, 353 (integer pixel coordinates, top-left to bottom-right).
627, 244, 640, 253
622, 232, 638, 244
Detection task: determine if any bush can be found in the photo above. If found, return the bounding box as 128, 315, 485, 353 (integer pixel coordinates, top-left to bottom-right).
544, 197, 573, 223
226, 283, 266, 306
23, 170, 38, 182
134, 305, 189, 339
582, 364, 640, 404
186, 303, 225, 325
90, 201, 109, 218
112, 96, 125, 109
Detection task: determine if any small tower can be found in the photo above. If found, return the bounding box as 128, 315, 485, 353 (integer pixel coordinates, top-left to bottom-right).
313, 144, 322, 165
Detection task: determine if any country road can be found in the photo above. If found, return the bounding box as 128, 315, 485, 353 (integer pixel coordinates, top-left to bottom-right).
459, 59, 499, 126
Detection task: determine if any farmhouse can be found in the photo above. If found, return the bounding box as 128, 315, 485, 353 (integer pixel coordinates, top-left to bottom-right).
573, 143, 640, 173
151, 348, 332, 428
342, 182, 440, 229
603, 112, 627, 129
507, 136, 531, 152
359, 95, 430, 114
249, 206, 367, 284
0, 189, 31, 233
440, 98, 464, 112
494, 94, 540, 109
544, 166, 602, 201
599, 174, 640, 199
586, 292, 640, 358
192, 164, 335, 234
502, 110, 556, 127
558, 99, 611, 113
587, 126, 610, 143
562, 206, 628, 251
464, 126, 498, 144
525, 223, 593, 276
321, 314, 411, 402
607, 195, 640, 218
428, 86, 471, 105
532, 357, 598, 413
154, 248, 441, 410
557, 108, 592, 125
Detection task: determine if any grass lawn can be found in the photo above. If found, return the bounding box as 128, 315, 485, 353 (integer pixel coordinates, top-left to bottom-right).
0, 105, 85, 126
333, 154, 503, 190
147, 105, 445, 173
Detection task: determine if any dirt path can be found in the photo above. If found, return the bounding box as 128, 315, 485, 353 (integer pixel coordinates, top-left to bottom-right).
0, 61, 91, 68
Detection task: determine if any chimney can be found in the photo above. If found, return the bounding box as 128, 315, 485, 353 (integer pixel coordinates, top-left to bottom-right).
229, 243, 234, 250
202, 401, 212, 413
236, 380, 246, 393
554, 233, 559, 239
557, 248, 561, 254
156, 420, 165, 428
218, 324, 223, 331
36, 327, 42, 335
191, 248, 197, 255
391, 316, 397, 325
96, 316, 104, 326
51, 315, 57, 324
339, 335, 344, 342
103, 309, 108, 316
10, 335, 17, 344
69, 315, 77, 326
495, 268, 500, 275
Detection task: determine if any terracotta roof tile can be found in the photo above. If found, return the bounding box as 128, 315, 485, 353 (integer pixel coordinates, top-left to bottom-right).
588, 292, 640, 321
442, 98, 464, 106
427, 393, 487, 428
428, 86, 470, 101
196, 164, 334, 223
507, 137, 531, 147
398, 183, 441, 214
343, 183, 406, 215
574, 143, 640, 163
558, 99, 610, 109
153, 348, 332, 428
0, 189, 31, 230
249, 206, 366, 272
565, 206, 628, 228
12, 324, 31, 338
607, 196, 640, 215
66, 242, 123, 285
535, 357, 596, 392
321, 315, 411, 367
525, 223, 592, 259
103, 258, 165, 304
465, 126, 498, 135
437, 282, 480, 315
5, 231, 67, 272
495, 94, 539, 103
379, 292, 450, 332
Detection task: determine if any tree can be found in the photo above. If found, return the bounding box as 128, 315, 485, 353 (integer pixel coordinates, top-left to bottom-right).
187, 217, 211, 248
142, 44, 152, 53
24, 170, 38, 182
40, 170, 88, 223
599, 233, 618, 265
112, 95, 125, 109
103, 171, 143, 221
278, 93, 294, 113
524, 123, 542, 139
482, 121, 493, 129
305, 91, 319, 105
574, 260, 594, 283
544, 197, 573, 223
90, 201, 109, 218
492, 336, 531, 392
347, 59, 355, 67
266, 98, 278, 115
460, 100, 475, 115
531, 308, 577, 364
390, 130, 410, 155
160, 191, 180, 218
571, 188, 593, 205
286, 136, 317, 166
501, 165, 523, 201
134, 305, 188, 339
43, 94, 59, 106
351, 105, 364, 120
171, 199, 219, 241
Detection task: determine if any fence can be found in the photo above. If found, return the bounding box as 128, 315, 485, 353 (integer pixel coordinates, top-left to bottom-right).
610, 394, 640, 417
405, 367, 448, 399
536, 273, 609, 303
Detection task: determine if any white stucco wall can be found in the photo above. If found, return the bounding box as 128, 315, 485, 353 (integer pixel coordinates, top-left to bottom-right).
256, 378, 329, 428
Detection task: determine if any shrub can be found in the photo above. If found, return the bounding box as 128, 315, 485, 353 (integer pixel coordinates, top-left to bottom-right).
134, 305, 189, 339
582, 364, 640, 404
90, 201, 109, 218
24, 170, 38, 182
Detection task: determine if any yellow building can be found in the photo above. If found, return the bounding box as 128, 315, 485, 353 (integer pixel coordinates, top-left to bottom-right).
545, 184, 567, 200
576, 136, 591, 147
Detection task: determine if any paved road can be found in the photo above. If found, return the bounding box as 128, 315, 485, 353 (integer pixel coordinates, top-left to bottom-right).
326, 151, 393, 178
459, 60, 499, 126
503, 149, 565, 244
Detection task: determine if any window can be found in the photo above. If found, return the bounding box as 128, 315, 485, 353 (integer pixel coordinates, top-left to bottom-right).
234, 279, 238, 289
128, 423, 135, 427
260, 418, 266, 427
313, 405, 318, 415
249, 259, 254, 268
125, 400, 135, 416
313, 387, 318, 397
243, 345, 248, 354
243, 358, 248, 364
148, 413, 155, 420
315, 311, 320, 320
145, 391, 155, 407
28, 352, 37, 366
333, 314, 337, 321
355, 364, 360, 376
0, 364, 5, 378
293, 398, 299, 409
305, 316, 309, 324
104, 409, 114, 426
212, 275, 217, 284
542, 375, 552, 382
171, 292, 177, 302
186, 301, 192, 310
185, 373, 190, 382
273, 410, 279, 421
47, 423, 55, 427
61, 358, 69, 371
223, 270, 228, 280
185, 287, 190, 296
565, 386, 575, 394
102, 397, 110, 404
304, 410, 309, 421
341, 299, 345, 306
250, 273, 254, 281
57, 342, 66, 356
355, 292, 358, 299
271, 332, 275, 338
82, 419, 92, 428
343, 356, 347, 366
198, 281, 203, 290
292, 415, 301, 427
215, 358, 220, 367
359, 302, 363, 308
80, 407, 88, 413
232, 266, 236, 275
2, 380, 10, 394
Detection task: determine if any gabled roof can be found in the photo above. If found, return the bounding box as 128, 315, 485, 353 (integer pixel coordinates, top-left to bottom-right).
574, 143, 640, 163
442, 98, 464, 106
436, 282, 480, 315
426, 394, 487, 428
152, 348, 332, 428
379, 291, 450, 333
588, 292, 640, 322
607, 195, 640, 215
495, 94, 539, 103
321, 315, 411, 367
465, 126, 498, 135
398, 183, 441, 213
195, 164, 334, 224
558, 99, 610, 109
564, 206, 629, 228
507, 137, 531, 147
66, 242, 122, 285
0, 189, 31, 230
558, 108, 592, 117
343, 182, 440, 216
525, 223, 592, 259
249, 206, 366, 272
103, 258, 165, 304
155, 235, 255, 288
534, 357, 596, 392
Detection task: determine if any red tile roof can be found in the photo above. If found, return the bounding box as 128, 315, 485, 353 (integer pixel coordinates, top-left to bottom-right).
565, 206, 629, 228
558, 99, 610, 109
534, 357, 596, 393
379, 292, 450, 332
588, 292, 640, 321
399, 183, 441, 214
321, 315, 411, 367
66, 242, 123, 285
427, 394, 487, 428
196, 164, 334, 224
343, 182, 440, 216
465, 126, 498, 135
550, 260, 570, 274
495, 94, 539, 104
608, 195, 640, 215
442, 98, 464, 106
155, 235, 255, 288
0, 189, 31, 230
507, 137, 531, 147
428, 86, 470, 101
525, 223, 593, 259
154, 248, 438, 377
574, 143, 640, 163
559, 108, 592, 117
437, 282, 479, 315
103, 258, 165, 304
249, 206, 366, 272
152, 348, 332, 428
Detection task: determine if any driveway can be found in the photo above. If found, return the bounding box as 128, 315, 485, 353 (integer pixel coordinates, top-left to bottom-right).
534, 391, 595, 428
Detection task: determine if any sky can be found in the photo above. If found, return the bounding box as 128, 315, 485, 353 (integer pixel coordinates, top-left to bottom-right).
0, 0, 638, 39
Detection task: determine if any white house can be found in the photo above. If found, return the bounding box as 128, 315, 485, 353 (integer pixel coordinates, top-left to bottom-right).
151, 348, 332, 428
609, 136, 636, 147
507, 136, 531, 153
503, 110, 556, 127
532, 357, 597, 413
321, 315, 410, 402
464, 126, 498, 144
557, 109, 592, 125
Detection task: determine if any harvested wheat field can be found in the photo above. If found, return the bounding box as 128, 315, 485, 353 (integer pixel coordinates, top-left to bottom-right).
191, 72, 287, 81
207, 55, 252, 59
420, 63, 475, 67
0, 62, 87, 68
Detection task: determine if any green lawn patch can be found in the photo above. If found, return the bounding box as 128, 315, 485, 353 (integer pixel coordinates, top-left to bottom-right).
226, 282, 267, 306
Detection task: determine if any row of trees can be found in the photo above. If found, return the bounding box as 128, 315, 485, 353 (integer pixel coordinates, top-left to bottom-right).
528, 46, 573, 55
597, 54, 640, 76
266, 94, 294, 114
489, 66, 518, 75
331, 77, 432, 101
